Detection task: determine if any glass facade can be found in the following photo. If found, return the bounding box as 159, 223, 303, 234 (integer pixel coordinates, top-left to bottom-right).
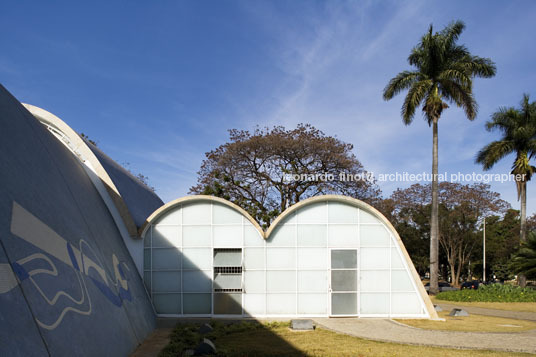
143, 199, 429, 318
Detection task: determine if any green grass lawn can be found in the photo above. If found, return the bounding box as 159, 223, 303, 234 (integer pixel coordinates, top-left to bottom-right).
431, 297, 536, 313
159, 321, 531, 357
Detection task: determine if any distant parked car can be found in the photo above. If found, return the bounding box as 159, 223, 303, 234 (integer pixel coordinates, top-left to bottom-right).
424, 282, 459, 292
461, 280, 480, 290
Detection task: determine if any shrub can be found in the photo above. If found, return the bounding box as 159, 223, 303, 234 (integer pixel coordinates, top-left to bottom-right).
158, 320, 285, 357
436, 283, 536, 302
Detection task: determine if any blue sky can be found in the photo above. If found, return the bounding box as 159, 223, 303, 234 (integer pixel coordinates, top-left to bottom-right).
1, 1, 535, 215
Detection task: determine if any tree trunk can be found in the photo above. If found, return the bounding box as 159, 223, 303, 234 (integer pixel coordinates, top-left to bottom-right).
519, 180, 527, 287
429, 116, 440, 295
520, 181, 527, 243
455, 257, 463, 287
450, 262, 457, 287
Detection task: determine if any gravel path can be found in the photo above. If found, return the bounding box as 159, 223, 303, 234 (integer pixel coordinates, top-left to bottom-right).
313, 318, 536, 354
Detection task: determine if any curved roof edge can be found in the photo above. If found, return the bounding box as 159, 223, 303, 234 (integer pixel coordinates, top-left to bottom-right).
268, 194, 438, 319
265, 195, 392, 238
140, 194, 438, 319
139, 195, 264, 237
22, 103, 139, 237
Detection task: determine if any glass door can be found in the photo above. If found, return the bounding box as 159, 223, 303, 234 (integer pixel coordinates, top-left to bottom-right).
330, 249, 358, 316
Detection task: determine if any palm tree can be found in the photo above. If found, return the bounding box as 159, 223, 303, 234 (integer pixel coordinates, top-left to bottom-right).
511, 232, 536, 280
383, 20, 496, 294
476, 94, 536, 265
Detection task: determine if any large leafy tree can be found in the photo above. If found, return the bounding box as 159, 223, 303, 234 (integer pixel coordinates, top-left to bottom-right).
190, 124, 380, 228
528, 213, 536, 233
476, 94, 536, 244
384, 182, 508, 286
483, 210, 521, 281
383, 20, 496, 293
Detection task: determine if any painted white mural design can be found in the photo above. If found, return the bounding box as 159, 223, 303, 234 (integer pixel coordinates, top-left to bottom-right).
0, 202, 132, 330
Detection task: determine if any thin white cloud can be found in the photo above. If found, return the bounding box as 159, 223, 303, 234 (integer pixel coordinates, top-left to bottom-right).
230, 0, 535, 216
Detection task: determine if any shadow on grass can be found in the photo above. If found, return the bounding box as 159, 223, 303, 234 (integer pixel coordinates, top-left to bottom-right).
159, 320, 305, 357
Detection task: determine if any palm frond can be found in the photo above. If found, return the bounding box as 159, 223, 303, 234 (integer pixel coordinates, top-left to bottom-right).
527, 140, 536, 160
475, 140, 515, 170
521, 93, 531, 114
464, 56, 497, 78
487, 107, 519, 134
439, 69, 471, 87
478, 94, 536, 200
383, 71, 422, 100
408, 25, 433, 67
401, 80, 431, 125
438, 79, 477, 120
408, 47, 423, 67
511, 233, 536, 278
440, 20, 465, 49
386, 20, 495, 128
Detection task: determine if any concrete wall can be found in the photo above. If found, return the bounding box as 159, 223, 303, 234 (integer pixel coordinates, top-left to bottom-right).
0, 84, 155, 356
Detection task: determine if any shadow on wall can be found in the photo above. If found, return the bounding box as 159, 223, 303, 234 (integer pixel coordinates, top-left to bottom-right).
146, 249, 303, 355
145, 247, 248, 316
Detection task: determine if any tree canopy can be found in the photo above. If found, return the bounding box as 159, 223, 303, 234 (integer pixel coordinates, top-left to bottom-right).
190, 124, 380, 228
380, 182, 510, 285
383, 20, 496, 125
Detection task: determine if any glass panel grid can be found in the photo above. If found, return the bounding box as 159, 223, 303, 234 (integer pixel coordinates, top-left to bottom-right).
145, 202, 248, 316
144, 200, 427, 318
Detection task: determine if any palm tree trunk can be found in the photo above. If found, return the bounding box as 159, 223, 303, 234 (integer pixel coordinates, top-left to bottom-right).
429, 116, 440, 294
519, 180, 527, 287
520, 181, 527, 243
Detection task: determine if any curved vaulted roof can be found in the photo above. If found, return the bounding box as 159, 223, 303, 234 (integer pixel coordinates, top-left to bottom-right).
138, 195, 264, 236
140, 194, 399, 240
22, 103, 163, 237
86, 143, 163, 228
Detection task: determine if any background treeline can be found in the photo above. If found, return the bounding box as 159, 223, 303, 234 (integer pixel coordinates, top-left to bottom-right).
378, 182, 535, 285
190, 124, 536, 287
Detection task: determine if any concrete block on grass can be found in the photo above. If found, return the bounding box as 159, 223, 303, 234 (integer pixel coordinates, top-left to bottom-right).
290, 319, 315, 330
449, 308, 469, 317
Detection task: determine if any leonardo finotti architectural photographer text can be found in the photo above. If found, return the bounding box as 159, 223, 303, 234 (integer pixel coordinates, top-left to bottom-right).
284, 171, 526, 184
